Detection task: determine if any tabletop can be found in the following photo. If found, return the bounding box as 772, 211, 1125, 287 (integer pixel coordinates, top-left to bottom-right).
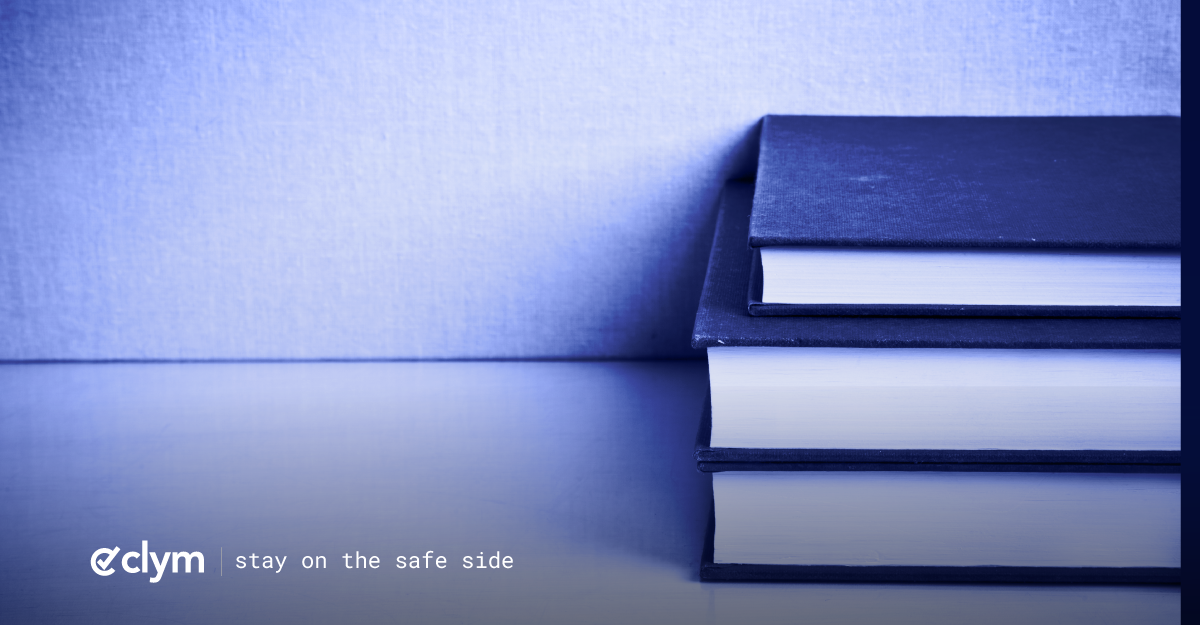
0, 361, 1180, 624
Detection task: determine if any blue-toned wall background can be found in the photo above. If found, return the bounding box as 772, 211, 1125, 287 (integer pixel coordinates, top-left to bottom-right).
0, 0, 1181, 360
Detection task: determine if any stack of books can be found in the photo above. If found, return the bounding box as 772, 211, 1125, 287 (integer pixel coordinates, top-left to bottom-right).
692, 116, 1181, 584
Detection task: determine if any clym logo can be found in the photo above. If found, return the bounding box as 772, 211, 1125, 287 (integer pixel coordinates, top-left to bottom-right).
90, 541, 205, 583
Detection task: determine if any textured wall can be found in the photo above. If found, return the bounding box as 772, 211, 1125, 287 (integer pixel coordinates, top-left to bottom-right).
0, 0, 1181, 360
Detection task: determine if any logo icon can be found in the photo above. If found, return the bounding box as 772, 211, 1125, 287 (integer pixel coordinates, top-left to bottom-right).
90, 547, 120, 576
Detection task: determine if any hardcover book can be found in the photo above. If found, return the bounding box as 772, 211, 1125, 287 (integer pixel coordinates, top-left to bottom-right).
694, 182, 1181, 583
701, 470, 1180, 584
748, 116, 1181, 318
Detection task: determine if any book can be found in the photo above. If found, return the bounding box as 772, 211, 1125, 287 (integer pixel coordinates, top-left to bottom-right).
701, 470, 1180, 584
706, 347, 1179, 455
694, 392, 1180, 472
748, 116, 1181, 318
695, 183, 1181, 349
695, 183, 1180, 458
693, 182, 1181, 584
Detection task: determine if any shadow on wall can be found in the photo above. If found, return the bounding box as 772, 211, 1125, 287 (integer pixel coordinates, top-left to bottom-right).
0, 0, 772, 361
599, 118, 762, 360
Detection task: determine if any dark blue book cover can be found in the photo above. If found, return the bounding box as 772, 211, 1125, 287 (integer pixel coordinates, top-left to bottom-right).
748, 116, 1180, 318
694, 182, 1181, 349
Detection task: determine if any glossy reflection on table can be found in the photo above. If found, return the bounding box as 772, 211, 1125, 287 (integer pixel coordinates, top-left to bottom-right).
0, 362, 1180, 624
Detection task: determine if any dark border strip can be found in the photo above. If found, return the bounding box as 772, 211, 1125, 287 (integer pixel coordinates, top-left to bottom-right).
700, 563, 1181, 585
698, 461, 1180, 473
697, 448, 1182, 466
748, 302, 1182, 319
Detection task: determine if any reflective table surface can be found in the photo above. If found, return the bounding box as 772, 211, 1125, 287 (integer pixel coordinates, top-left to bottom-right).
0, 362, 1180, 623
